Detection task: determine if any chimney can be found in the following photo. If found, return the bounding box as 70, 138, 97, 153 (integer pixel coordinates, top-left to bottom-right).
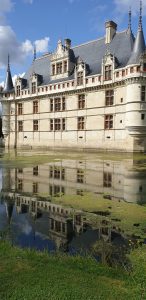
64, 38, 71, 49
105, 21, 117, 44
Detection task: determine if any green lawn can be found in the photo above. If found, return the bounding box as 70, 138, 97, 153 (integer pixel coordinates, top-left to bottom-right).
0, 242, 146, 300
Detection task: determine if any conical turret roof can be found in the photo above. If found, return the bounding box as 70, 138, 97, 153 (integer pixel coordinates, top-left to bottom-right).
3, 55, 14, 93
128, 3, 145, 65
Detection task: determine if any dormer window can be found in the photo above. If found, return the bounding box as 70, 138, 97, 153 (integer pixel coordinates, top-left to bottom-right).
32, 82, 36, 94
105, 65, 112, 80
56, 62, 62, 74
64, 61, 67, 72
52, 64, 55, 75
16, 85, 21, 97
77, 71, 83, 86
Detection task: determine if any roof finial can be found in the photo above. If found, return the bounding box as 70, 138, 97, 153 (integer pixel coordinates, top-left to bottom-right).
33, 44, 36, 61
128, 7, 132, 30
139, 0, 142, 30
7, 54, 10, 71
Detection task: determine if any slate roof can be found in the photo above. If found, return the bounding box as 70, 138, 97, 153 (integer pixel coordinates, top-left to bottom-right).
3, 55, 14, 93
22, 28, 138, 87
128, 24, 145, 65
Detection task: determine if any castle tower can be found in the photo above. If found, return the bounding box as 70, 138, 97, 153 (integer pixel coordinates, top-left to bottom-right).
125, 2, 146, 151
1, 55, 14, 143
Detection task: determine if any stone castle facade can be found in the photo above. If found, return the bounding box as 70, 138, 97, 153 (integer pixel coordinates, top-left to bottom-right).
1, 10, 146, 152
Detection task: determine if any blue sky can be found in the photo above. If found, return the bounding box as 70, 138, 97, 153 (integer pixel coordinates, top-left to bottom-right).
0, 0, 146, 85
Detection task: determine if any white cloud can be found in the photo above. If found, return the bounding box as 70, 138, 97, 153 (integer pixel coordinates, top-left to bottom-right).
34, 37, 50, 53
0, 0, 14, 13
0, 25, 50, 68
21, 39, 33, 54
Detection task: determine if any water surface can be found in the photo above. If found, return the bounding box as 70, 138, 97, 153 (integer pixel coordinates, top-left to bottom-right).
0, 150, 146, 265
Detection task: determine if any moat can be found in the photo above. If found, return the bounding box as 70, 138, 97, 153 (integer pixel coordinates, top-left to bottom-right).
0, 150, 146, 266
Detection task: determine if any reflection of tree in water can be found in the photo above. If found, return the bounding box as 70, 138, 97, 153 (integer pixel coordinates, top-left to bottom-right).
91, 233, 131, 268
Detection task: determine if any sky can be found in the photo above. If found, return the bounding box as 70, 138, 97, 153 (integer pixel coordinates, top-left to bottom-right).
0, 0, 146, 85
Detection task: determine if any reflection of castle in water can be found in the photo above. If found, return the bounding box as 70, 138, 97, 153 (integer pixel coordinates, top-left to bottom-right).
0, 157, 146, 257
1, 158, 146, 204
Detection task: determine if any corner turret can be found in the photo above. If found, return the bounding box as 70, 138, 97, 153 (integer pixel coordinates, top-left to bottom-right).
128, 1, 145, 65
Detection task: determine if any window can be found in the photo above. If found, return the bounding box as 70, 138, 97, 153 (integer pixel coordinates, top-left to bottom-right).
78, 117, 85, 130
50, 97, 66, 112
77, 71, 83, 85
103, 172, 112, 187
32, 82, 36, 94
33, 101, 38, 114
62, 97, 66, 111
141, 114, 145, 120
33, 182, 38, 194
33, 120, 38, 131
33, 166, 38, 176
54, 98, 61, 111
16, 85, 21, 97
137, 66, 140, 72
50, 99, 53, 111
49, 166, 53, 178
78, 94, 85, 109
18, 121, 23, 132
18, 179, 23, 192
49, 185, 65, 196
62, 118, 66, 131
54, 118, 61, 131
50, 118, 65, 131
56, 62, 62, 74
130, 67, 134, 73
50, 119, 53, 131
55, 221, 61, 232
105, 90, 114, 106
141, 86, 146, 101
92, 77, 95, 83
64, 61, 67, 73
105, 65, 112, 80
116, 72, 119, 77
122, 70, 125, 76
86, 79, 88, 84
54, 168, 61, 179
18, 103, 23, 115
52, 64, 55, 75
18, 168, 23, 173
77, 169, 84, 183
104, 115, 113, 130
50, 167, 65, 180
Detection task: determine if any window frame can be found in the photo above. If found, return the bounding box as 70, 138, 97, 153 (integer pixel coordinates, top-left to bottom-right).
105, 90, 114, 106
104, 114, 113, 130
18, 120, 23, 132
33, 120, 39, 131
33, 100, 39, 114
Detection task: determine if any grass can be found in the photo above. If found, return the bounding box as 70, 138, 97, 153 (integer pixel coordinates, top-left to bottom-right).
0, 241, 146, 300
52, 193, 146, 238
